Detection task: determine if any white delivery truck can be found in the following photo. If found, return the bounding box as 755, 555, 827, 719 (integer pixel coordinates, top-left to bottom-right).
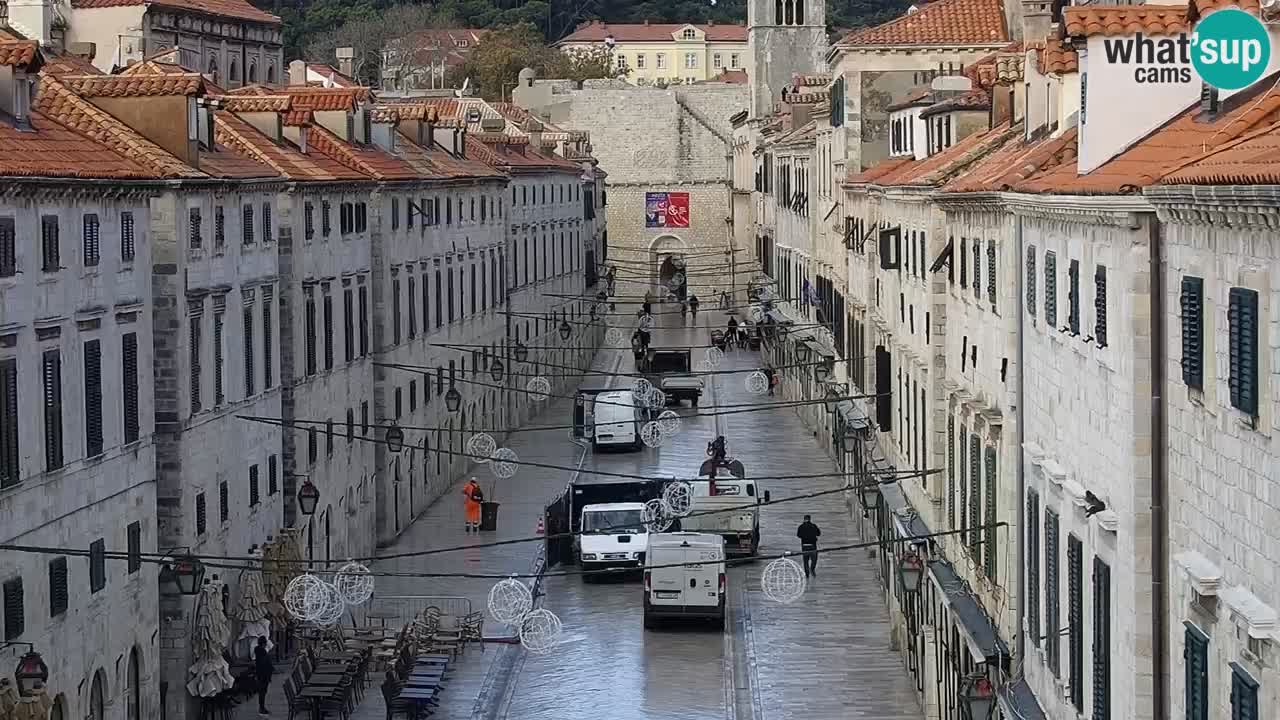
575, 502, 650, 581
643, 532, 727, 630
591, 390, 645, 451
679, 478, 769, 557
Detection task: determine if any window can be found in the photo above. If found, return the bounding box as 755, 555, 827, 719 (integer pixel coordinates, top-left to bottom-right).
983, 446, 997, 578
391, 197, 400, 231
344, 285, 355, 362
242, 204, 254, 244
307, 426, 317, 464
304, 201, 315, 240
682, 28, 696, 39
322, 284, 334, 370
731, 54, 740, 69
616, 54, 628, 71
268, 455, 278, 495
261, 202, 272, 242
1067, 259, 1081, 335
2, 578, 22, 640
392, 277, 402, 345
82, 214, 100, 266
1094, 265, 1108, 347
1185, 624, 1209, 720
358, 282, 369, 356
1026, 246, 1037, 320
304, 286, 317, 375
972, 238, 982, 299
189, 312, 202, 412
0, 217, 15, 277
195, 492, 207, 535
1045, 508, 1061, 677
247, 464, 261, 506
89, 538, 106, 593
48, 558, 68, 616
968, 434, 981, 561
685, 53, 697, 69
408, 275, 417, 338
214, 206, 224, 249
361, 401, 369, 435
84, 339, 103, 458
713, 53, 722, 69
120, 211, 135, 262
119, 332, 139, 446
1228, 286, 1259, 416
657, 53, 666, 69
355, 202, 367, 233
1045, 251, 1058, 327
346, 409, 354, 443
946, 415, 956, 527
1027, 489, 1041, 647
959, 237, 968, 287
42, 349, 63, 471
1229, 663, 1258, 720
1092, 557, 1111, 720
262, 290, 274, 388
322, 199, 332, 237
218, 480, 229, 523
188, 208, 202, 249
447, 267, 455, 323
325, 418, 333, 457
1180, 276, 1204, 389
212, 310, 224, 406
243, 301, 255, 396
1067, 534, 1084, 711
986, 241, 996, 307
636, 54, 646, 69
41, 215, 59, 271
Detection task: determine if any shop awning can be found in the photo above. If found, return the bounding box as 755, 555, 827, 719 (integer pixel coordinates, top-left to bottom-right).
804, 338, 838, 359
835, 400, 870, 437
928, 560, 1010, 665
998, 679, 1047, 720
766, 308, 794, 325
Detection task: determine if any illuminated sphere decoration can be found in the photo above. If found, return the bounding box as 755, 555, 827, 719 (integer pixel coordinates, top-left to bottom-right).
661, 480, 693, 517
750, 306, 765, 323
526, 376, 552, 402
632, 378, 654, 401
672, 271, 686, 287
761, 554, 808, 604
671, 256, 685, 270
657, 409, 681, 435
311, 581, 347, 626
491, 447, 519, 480
703, 347, 724, 370
638, 313, 654, 331
640, 421, 664, 448
466, 432, 498, 464
518, 608, 564, 655
334, 561, 375, 606
646, 388, 668, 409
283, 573, 327, 621
487, 576, 534, 625
745, 371, 770, 396
605, 327, 624, 346
642, 498, 674, 532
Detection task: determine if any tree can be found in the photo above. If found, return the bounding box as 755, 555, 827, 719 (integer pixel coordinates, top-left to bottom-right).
303, 3, 458, 85
453, 23, 623, 100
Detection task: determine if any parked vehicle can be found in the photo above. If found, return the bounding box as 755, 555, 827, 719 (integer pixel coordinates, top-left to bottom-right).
680, 463, 769, 557
591, 390, 645, 451
643, 532, 726, 629
576, 502, 649, 581
638, 348, 704, 406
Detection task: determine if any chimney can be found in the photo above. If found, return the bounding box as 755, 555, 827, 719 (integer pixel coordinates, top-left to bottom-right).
992, 84, 1015, 127
336, 47, 355, 79
1021, 0, 1053, 45
69, 42, 96, 62
288, 59, 307, 87
0, 70, 36, 131
7, 0, 55, 46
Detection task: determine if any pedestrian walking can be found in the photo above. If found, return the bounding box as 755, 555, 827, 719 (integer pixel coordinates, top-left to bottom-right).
253, 636, 273, 716
764, 367, 776, 396
720, 290, 731, 310
796, 515, 821, 578
726, 316, 739, 351
689, 294, 700, 320
680, 300, 689, 323
463, 477, 484, 532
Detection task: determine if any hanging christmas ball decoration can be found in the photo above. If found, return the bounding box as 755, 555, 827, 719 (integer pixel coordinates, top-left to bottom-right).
704, 346, 724, 370
642, 498, 674, 532
647, 388, 668, 409
518, 608, 564, 655
283, 573, 326, 621
334, 561, 375, 606
750, 306, 765, 323
661, 480, 693, 517
632, 378, 654, 401
491, 448, 519, 480
657, 409, 681, 435
487, 575, 534, 625
311, 580, 347, 626
639, 313, 654, 331
526, 376, 552, 402
761, 553, 808, 604
605, 326, 624, 346
745, 371, 770, 396
640, 421, 664, 448
467, 433, 498, 464
695, 359, 713, 373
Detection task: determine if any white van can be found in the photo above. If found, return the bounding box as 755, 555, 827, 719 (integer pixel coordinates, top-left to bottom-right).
592, 390, 645, 451
643, 532, 726, 629
576, 502, 649, 579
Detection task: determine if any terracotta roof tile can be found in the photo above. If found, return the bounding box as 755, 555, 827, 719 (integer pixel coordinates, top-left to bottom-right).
0, 110, 155, 179
198, 146, 280, 179
305, 125, 419, 180
882, 122, 1020, 186
282, 109, 314, 126
306, 63, 357, 87
35, 74, 202, 178
941, 127, 1078, 192
1015, 76, 1280, 193
920, 89, 991, 118
219, 95, 292, 112
465, 134, 581, 173
1033, 38, 1079, 74
560, 21, 747, 43
846, 157, 916, 184
59, 74, 206, 97
1160, 119, 1280, 184
70, 0, 279, 24
212, 111, 367, 182
0, 41, 39, 67
710, 69, 749, 84
1063, 4, 1190, 38
282, 86, 372, 111
838, 0, 1008, 47
118, 59, 192, 76
887, 87, 936, 112
41, 52, 104, 76
226, 84, 276, 96
1189, 0, 1260, 20
390, 131, 505, 181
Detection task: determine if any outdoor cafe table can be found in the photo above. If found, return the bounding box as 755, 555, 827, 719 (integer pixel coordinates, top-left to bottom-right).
297, 686, 340, 720
365, 610, 400, 628
301, 673, 345, 686
395, 687, 439, 719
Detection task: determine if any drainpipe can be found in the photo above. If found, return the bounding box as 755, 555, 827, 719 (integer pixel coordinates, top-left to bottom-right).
1014, 212, 1027, 672
1149, 217, 1170, 720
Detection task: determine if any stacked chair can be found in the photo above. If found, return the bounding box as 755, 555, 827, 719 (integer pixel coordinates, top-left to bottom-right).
279, 646, 370, 720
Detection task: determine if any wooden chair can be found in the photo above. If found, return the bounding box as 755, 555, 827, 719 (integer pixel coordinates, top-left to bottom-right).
460, 612, 485, 652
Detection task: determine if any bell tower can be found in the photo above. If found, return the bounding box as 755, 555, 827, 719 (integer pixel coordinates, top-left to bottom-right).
747, 0, 829, 118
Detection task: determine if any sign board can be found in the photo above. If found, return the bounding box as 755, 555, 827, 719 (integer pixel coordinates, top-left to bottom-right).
645, 192, 690, 228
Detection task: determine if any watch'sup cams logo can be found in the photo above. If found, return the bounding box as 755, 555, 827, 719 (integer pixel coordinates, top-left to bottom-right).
1097, 8, 1271, 90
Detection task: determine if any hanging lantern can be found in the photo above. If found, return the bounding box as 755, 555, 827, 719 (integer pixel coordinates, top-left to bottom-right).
385, 425, 405, 454
898, 548, 925, 594
14, 650, 49, 695
959, 672, 996, 720
173, 555, 206, 595
297, 479, 320, 517
445, 384, 462, 413
559, 319, 573, 340
824, 385, 843, 412
514, 342, 529, 363
490, 358, 505, 382
858, 479, 881, 514
158, 563, 181, 596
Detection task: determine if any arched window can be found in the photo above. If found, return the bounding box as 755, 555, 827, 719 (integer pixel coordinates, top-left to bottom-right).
228, 58, 240, 84
90, 669, 107, 720
776, 0, 783, 24
796, 0, 805, 24
127, 648, 141, 720
248, 61, 257, 83
785, 0, 794, 24
50, 695, 66, 720
207, 56, 218, 83
266, 64, 277, 84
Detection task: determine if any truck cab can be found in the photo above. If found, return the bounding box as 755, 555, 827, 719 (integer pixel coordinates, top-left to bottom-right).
679, 478, 769, 557
638, 348, 703, 407
575, 502, 649, 580
644, 532, 726, 629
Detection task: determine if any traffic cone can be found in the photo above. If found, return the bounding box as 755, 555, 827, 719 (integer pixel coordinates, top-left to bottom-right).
535, 518, 545, 535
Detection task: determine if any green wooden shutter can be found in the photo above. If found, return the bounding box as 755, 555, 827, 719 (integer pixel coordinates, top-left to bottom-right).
987, 241, 997, 308
969, 434, 981, 561
122, 333, 139, 444
42, 349, 63, 471
1228, 287, 1259, 416
1045, 509, 1061, 676
984, 446, 997, 579
947, 415, 956, 529
1184, 623, 1209, 720
0, 359, 18, 489
1180, 276, 1204, 389
1093, 557, 1111, 720
1068, 259, 1081, 335
1045, 251, 1058, 327
958, 425, 968, 543
1067, 534, 1084, 710
1095, 265, 1108, 347
84, 339, 103, 458
48, 557, 68, 616
1230, 663, 1259, 720
3, 577, 23, 640
89, 538, 105, 593
1026, 245, 1037, 320
1027, 490, 1041, 647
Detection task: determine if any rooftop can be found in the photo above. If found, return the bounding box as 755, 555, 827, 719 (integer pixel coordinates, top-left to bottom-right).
559, 21, 748, 44
0, 110, 156, 180
1032, 38, 1079, 75
1160, 120, 1280, 185
1062, 3, 1190, 38
837, 0, 1008, 48
70, 0, 280, 25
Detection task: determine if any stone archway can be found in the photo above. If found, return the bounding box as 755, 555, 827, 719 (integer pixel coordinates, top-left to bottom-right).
649, 234, 688, 300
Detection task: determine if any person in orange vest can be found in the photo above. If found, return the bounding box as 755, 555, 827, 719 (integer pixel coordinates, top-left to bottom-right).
463, 478, 484, 532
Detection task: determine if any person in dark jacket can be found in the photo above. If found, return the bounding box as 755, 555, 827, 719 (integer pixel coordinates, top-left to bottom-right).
253, 636, 274, 715
796, 515, 821, 578
688, 294, 700, 320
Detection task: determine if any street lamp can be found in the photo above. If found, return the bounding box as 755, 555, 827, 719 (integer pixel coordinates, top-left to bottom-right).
490, 358, 505, 382
858, 479, 882, 515
385, 425, 405, 454
824, 384, 845, 412
13, 648, 49, 695
297, 479, 320, 517
514, 341, 529, 363
959, 672, 997, 720
559, 319, 573, 341
898, 548, 925, 594
445, 384, 462, 413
